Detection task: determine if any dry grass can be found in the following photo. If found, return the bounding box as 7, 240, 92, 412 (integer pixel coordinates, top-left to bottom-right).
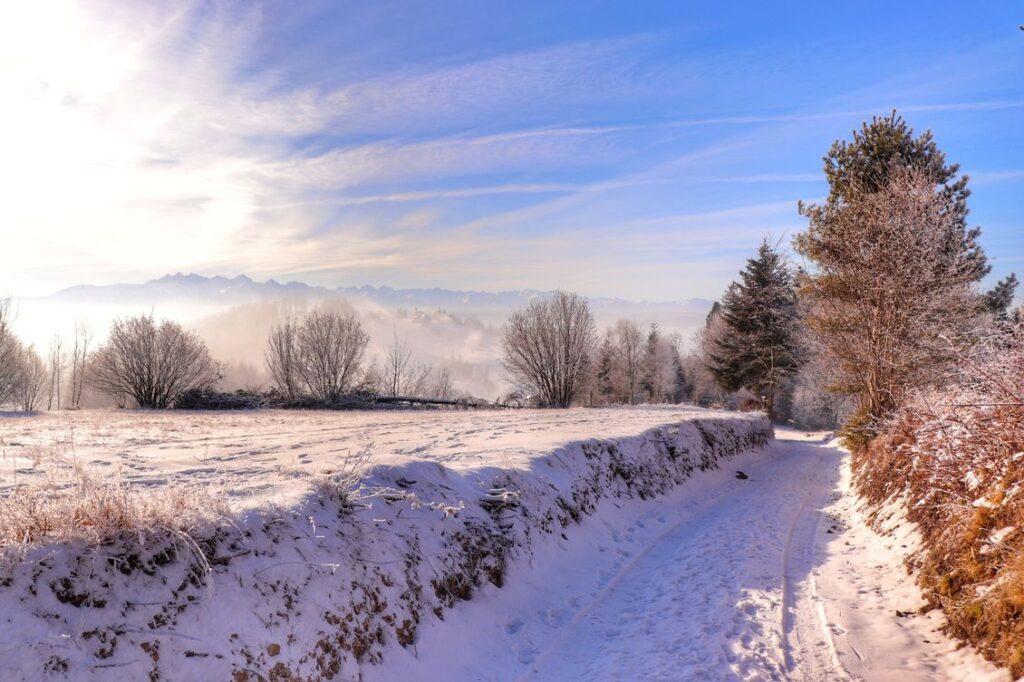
855, 322, 1024, 676
0, 441, 373, 563
0, 458, 229, 555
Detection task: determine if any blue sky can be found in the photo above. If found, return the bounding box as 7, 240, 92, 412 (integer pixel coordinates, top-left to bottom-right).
2, 1, 1022, 300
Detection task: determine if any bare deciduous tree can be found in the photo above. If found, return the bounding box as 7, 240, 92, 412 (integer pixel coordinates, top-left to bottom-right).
795, 169, 983, 440
382, 331, 414, 397
502, 291, 596, 408
428, 367, 456, 401
611, 320, 645, 405
13, 345, 48, 412
47, 334, 64, 410
0, 298, 20, 406
265, 318, 301, 398
296, 310, 369, 401
368, 332, 458, 401
90, 315, 221, 408
68, 321, 92, 409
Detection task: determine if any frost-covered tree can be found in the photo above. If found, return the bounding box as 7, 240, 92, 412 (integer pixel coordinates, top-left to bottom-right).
265, 318, 301, 398
641, 323, 661, 401
640, 323, 679, 403
667, 333, 688, 403
363, 331, 458, 401
296, 310, 369, 402
91, 315, 221, 408
704, 240, 801, 419
0, 298, 19, 407
12, 345, 48, 412
822, 111, 989, 285
68, 321, 92, 409
594, 333, 617, 404
502, 291, 596, 408
381, 331, 414, 397
795, 169, 983, 444
611, 320, 644, 405
47, 334, 64, 410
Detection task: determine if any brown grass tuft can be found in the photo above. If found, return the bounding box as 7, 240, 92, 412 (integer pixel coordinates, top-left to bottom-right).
0, 453, 229, 561
854, 322, 1024, 676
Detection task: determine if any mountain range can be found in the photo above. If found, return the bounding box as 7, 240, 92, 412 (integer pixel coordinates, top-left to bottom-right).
49, 273, 714, 321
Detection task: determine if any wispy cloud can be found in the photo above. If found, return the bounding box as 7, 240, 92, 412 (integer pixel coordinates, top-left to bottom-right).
1, 1, 1019, 299
970, 170, 1024, 185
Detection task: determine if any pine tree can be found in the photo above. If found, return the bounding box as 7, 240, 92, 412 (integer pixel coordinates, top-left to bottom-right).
595, 333, 616, 404
705, 301, 721, 327
704, 240, 801, 419
671, 352, 687, 403
796, 113, 994, 447
821, 111, 989, 284
985, 273, 1019, 318
641, 323, 661, 401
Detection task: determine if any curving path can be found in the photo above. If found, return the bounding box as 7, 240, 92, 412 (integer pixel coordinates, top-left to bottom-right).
519, 433, 841, 682
371, 431, 1008, 682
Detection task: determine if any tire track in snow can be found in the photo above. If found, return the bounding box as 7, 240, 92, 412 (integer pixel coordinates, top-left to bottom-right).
520, 437, 841, 682
515, 471, 761, 682
369, 432, 1009, 682
780, 443, 853, 682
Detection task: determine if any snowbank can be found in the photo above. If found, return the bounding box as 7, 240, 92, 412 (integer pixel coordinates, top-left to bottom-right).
0, 409, 770, 680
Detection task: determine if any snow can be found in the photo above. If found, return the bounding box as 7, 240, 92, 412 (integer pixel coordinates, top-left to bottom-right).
0, 412, 1008, 681
369, 429, 1009, 682
808, 447, 1008, 682
0, 406, 734, 508
0, 406, 770, 680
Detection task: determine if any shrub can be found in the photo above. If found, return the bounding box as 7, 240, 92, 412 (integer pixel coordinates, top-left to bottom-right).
855, 322, 1024, 674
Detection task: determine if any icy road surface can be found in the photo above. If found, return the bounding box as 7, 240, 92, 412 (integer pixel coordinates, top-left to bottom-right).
372, 430, 1008, 682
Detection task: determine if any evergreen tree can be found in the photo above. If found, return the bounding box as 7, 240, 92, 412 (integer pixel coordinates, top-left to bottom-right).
595, 333, 616, 403
671, 353, 687, 403
821, 111, 989, 283
705, 240, 801, 419
984, 273, 1019, 318
668, 335, 688, 403
705, 301, 721, 327
641, 323, 661, 401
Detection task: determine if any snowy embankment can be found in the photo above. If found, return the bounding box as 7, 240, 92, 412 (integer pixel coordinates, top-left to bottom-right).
371, 431, 1009, 682
0, 408, 769, 680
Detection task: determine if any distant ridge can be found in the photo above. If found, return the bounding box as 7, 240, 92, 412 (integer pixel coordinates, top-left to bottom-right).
50, 273, 714, 313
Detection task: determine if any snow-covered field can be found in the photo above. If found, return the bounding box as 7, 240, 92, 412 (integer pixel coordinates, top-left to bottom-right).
0, 406, 733, 507
0, 410, 1007, 681
0, 406, 769, 680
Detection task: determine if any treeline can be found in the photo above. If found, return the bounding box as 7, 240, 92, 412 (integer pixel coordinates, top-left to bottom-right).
0, 305, 95, 412
691, 113, 1019, 438
699, 110, 1020, 674
0, 289, 735, 413
0, 305, 464, 411
498, 290, 789, 411
0, 291, 739, 413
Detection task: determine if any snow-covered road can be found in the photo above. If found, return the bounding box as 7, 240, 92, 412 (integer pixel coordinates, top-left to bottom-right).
519, 431, 837, 681
373, 430, 1008, 682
